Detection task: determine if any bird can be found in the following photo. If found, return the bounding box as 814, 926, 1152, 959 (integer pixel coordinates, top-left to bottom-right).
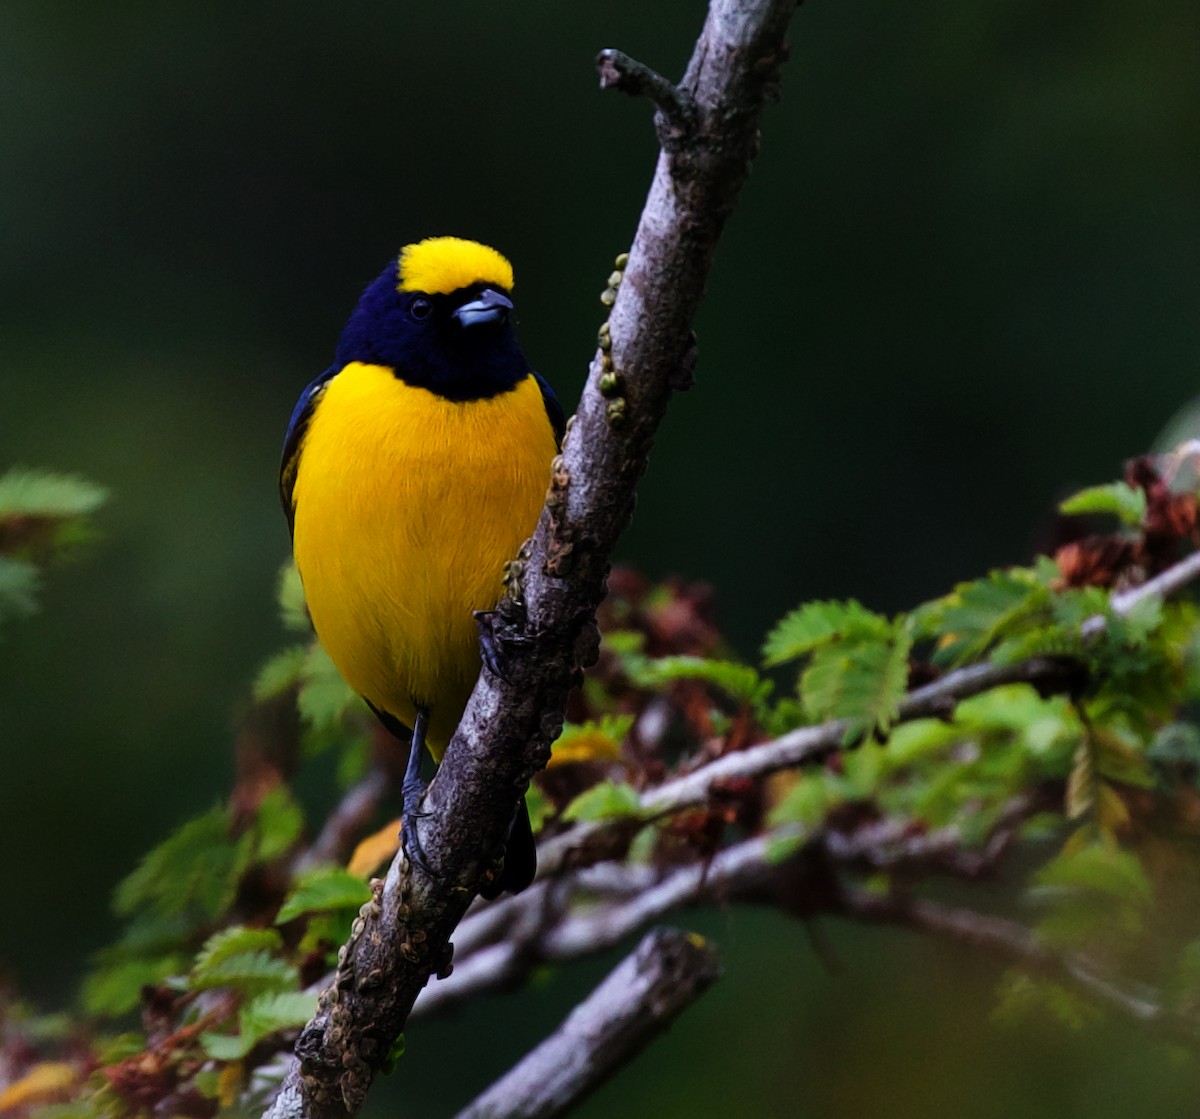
279, 236, 564, 897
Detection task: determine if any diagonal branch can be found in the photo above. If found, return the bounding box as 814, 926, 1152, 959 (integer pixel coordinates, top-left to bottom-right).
452, 928, 720, 1119
265, 2, 802, 1116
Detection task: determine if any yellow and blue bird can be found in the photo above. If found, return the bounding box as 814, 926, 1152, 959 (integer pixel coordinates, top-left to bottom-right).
280, 237, 563, 896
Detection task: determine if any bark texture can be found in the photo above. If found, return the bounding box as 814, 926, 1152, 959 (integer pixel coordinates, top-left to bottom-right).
453, 928, 721, 1119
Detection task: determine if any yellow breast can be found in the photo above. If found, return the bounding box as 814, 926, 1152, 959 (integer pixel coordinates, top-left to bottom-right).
291, 362, 558, 754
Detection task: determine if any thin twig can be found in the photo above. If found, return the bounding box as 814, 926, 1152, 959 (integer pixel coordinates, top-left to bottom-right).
595, 48, 697, 144
453, 928, 720, 1119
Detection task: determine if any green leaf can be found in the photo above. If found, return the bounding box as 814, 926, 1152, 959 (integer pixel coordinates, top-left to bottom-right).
1034, 843, 1152, 903
525, 785, 551, 834
253, 646, 308, 701
188, 950, 298, 996
1030, 842, 1152, 949
763, 600, 891, 666
1168, 939, 1200, 1013
298, 645, 360, 734
113, 805, 250, 922
561, 780, 643, 823
200, 1031, 256, 1062
994, 969, 1104, 1032
626, 656, 771, 709
276, 866, 372, 925
0, 556, 39, 625
767, 773, 842, 831
800, 631, 912, 737
201, 990, 316, 1061
253, 786, 304, 862
1059, 481, 1146, 527
82, 953, 190, 1017
277, 562, 309, 633
1091, 727, 1153, 789
934, 570, 1048, 665
192, 926, 284, 977
0, 468, 107, 519
382, 1032, 407, 1074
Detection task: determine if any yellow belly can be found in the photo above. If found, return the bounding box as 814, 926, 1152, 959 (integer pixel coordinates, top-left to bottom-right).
291, 362, 557, 755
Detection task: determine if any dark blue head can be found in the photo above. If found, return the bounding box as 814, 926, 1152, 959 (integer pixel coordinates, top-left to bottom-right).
335, 237, 530, 401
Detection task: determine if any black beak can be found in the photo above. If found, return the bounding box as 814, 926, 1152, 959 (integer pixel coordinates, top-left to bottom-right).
453, 287, 513, 328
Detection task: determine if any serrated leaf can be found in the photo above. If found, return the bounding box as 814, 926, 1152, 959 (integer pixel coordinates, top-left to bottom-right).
763, 600, 892, 666
1059, 481, 1146, 527
201, 991, 316, 1062
0, 469, 107, 519
627, 656, 771, 709
240, 990, 316, 1042
276, 866, 372, 925
193, 927, 284, 978
934, 570, 1047, 665
800, 631, 912, 737
113, 805, 250, 922
189, 950, 297, 996
561, 780, 643, 823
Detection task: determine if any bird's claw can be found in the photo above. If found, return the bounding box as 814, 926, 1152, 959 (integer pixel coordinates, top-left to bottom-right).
400, 778, 442, 883
477, 617, 533, 684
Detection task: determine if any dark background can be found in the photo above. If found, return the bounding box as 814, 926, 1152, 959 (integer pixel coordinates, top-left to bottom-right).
3, 1, 1199, 1114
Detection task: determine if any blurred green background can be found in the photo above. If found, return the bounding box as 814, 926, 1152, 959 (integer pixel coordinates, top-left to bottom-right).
2, 1, 1199, 1115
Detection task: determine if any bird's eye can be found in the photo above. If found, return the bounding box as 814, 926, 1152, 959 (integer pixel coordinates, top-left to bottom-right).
409, 297, 433, 322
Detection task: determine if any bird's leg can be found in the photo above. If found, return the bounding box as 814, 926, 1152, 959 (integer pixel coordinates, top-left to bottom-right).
400, 706, 438, 880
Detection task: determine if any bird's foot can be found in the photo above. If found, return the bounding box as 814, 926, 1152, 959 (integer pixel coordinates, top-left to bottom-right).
398, 705, 443, 883
476, 612, 534, 684
399, 777, 442, 883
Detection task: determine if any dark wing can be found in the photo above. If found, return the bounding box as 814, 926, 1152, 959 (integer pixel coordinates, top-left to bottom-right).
532, 371, 566, 445
279, 365, 339, 538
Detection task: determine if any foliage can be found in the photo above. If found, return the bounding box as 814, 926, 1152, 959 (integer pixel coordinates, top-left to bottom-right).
10, 452, 1200, 1115
0, 468, 107, 631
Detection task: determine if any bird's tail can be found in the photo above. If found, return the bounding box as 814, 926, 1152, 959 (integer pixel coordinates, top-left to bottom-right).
479, 799, 537, 899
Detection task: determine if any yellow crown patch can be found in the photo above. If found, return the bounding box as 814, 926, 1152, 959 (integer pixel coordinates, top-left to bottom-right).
396, 237, 515, 296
